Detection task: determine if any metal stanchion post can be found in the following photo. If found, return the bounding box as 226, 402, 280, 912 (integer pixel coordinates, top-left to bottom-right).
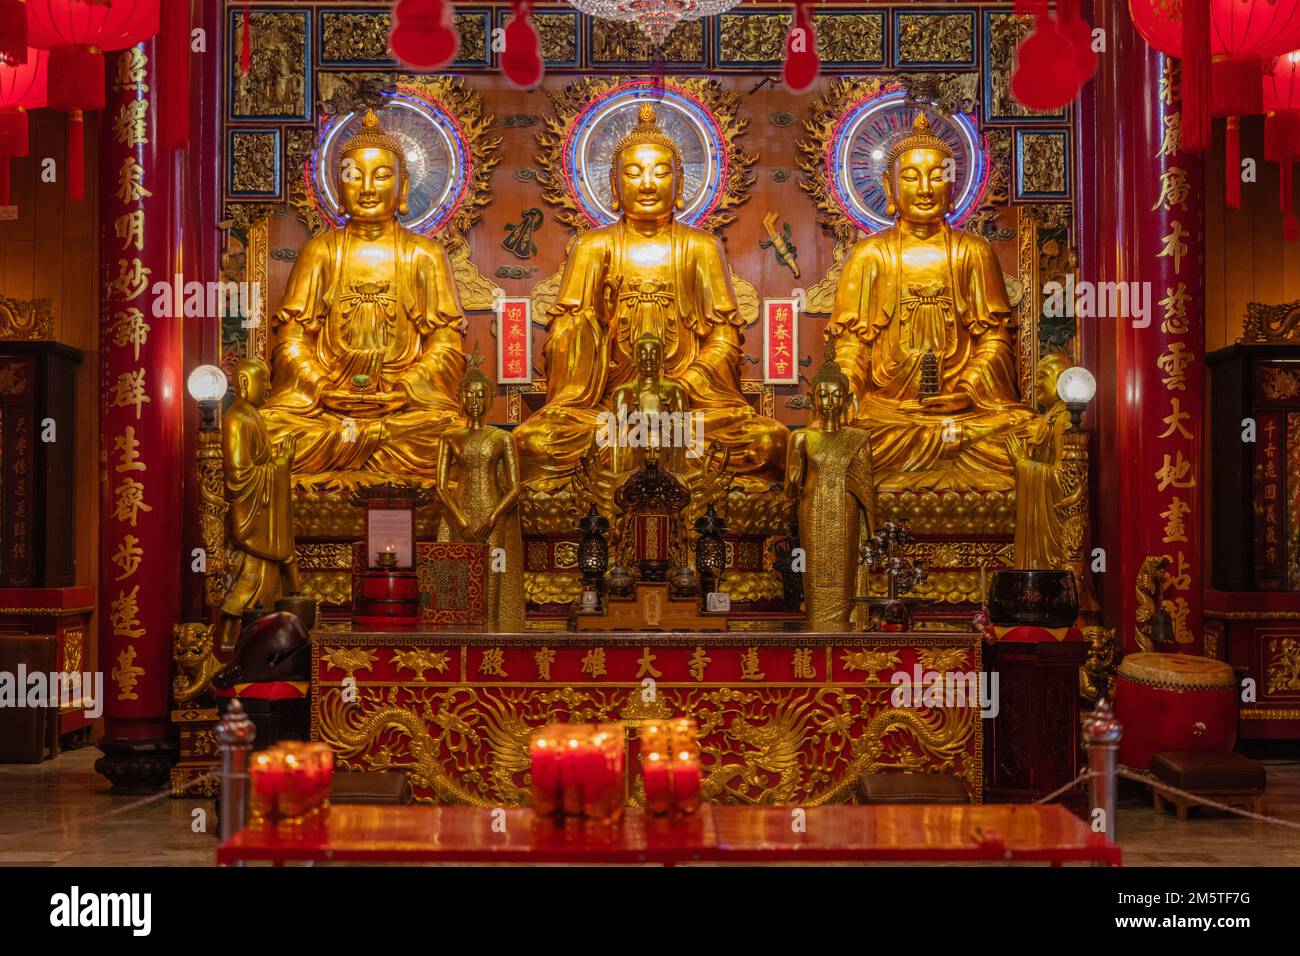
1082, 698, 1122, 859
214, 698, 256, 865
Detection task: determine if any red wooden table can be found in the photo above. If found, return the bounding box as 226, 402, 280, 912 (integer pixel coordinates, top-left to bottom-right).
216, 804, 1121, 866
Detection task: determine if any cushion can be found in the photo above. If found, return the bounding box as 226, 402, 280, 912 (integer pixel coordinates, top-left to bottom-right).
330, 771, 414, 806
1151, 751, 1266, 793
860, 772, 970, 804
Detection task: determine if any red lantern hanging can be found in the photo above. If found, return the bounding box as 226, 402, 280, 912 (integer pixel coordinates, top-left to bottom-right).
1265, 51, 1300, 240
389, 0, 460, 73
26, 0, 160, 201
0, 0, 29, 66
782, 0, 819, 93
1129, 0, 1300, 187
501, 0, 544, 90
1009, 0, 1097, 111
0, 47, 47, 206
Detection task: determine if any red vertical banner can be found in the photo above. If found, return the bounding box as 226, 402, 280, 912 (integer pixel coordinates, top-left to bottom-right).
97, 40, 183, 788
1117, 52, 1206, 653
762, 297, 799, 385
496, 297, 532, 384
1255, 411, 1284, 590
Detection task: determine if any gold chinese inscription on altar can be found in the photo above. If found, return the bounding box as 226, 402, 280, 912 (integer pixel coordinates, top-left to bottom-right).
313, 635, 983, 808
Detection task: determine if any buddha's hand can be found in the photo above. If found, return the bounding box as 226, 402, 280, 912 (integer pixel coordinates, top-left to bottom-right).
919, 391, 972, 413
274, 434, 299, 466
321, 388, 408, 416
1005, 434, 1028, 464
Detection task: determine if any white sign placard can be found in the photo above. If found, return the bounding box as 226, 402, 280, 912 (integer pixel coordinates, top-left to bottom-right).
367, 508, 414, 569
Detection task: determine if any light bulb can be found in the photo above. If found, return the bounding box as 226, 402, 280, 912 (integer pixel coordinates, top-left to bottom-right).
187, 364, 228, 403
1056, 366, 1096, 405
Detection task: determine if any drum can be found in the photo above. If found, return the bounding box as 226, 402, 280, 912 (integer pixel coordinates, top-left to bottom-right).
356, 569, 419, 623
1114, 653, 1238, 769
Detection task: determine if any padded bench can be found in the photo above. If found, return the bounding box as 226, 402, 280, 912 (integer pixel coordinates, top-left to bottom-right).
1151, 751, 1266, 821
860, 772, 971, 805
330, 771, 414, 806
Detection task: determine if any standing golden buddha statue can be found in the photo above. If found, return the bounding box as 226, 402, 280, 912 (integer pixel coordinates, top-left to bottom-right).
436, 357, 526, 632
261, 109, 467, 487
827, 112, 1033, 492
219, 357, 300, 649
785, 343, 875, 632
513, 103, 787, 484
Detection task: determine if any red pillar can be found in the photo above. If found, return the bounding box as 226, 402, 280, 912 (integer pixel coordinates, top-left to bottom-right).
94, 39, 184, 791
1087, 3, 1206, 655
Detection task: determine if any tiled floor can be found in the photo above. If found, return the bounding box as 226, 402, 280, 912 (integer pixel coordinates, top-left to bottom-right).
2, 748, 1299, 866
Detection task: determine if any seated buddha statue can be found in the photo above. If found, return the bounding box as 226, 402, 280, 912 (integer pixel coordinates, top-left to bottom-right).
607, 332, 692, 477
826, 112, 1034, 493
260, 109, 467, 487
513, 103, 787, 485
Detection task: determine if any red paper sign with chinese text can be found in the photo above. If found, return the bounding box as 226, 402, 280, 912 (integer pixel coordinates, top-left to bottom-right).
496, 297, 532, 384
762, 298, 799, 385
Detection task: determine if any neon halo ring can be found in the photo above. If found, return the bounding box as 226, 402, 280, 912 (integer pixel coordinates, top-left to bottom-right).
562, 81, 727, 228
309, 86, 470, 236
828, 87, 988, 235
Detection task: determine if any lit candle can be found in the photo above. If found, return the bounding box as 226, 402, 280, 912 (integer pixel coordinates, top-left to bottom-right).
643, 750, 672, 815
560, 732, 586, 817
530, 733, 561, 818
671, 750, 702, 814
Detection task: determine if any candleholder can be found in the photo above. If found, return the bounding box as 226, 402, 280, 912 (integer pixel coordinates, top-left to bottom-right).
376, 549, 398, 570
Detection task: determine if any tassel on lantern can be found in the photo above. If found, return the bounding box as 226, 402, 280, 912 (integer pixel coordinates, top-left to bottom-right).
240, 0, 252, 76
0, 107, 29, 206
1225, 116, 1242, 208
782, 0, 820, 93
1181, 0, 1211, 152
66, 109, 84, 203
0, 0, 27, 67
390, 0, 460, 73
160, 0, 191, 149
501, 0, 543, 89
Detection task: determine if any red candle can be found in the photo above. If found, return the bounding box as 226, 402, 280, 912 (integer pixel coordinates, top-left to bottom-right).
671, 751, 702, 814
530, 733, 561, 817
560, 732, 586, 817
643, 750, 672, 815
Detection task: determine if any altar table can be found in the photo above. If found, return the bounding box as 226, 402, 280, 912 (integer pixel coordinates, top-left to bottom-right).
215, 804, 1120, 866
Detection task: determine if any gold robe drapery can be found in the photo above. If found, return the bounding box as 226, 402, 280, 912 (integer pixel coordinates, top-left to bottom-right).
828, 222, 1034, 492
514, 221, 787, 480
1012, 403, 1075, 569
261, 226, 466, 483
221, 397, 296, 617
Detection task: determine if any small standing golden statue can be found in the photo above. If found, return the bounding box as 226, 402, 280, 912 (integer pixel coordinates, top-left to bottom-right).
261, 108, 467, 487
827, 112, 1033, 492
436, 354, 526, 631
219, 357, 300, 650
1008, 352, 1080, 570
608, 331, 692, 476
785, 343, 876, 632
513, 102, 787, 483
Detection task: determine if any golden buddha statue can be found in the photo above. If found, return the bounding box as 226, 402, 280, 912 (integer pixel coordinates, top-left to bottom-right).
607, 331, 692, 476
514, 103, 787, 484
785, 343, 875, 632
436, 356, 526, 632
261, 109, 467, 487
219, 357, 300, 650
826, 112, 1033, 492
1009, 351, 1080, 569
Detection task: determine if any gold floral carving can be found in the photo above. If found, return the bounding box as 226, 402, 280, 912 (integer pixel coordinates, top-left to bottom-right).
231, 11, 307, 118
0, 361, 28, 396
391, 649, 452, 680
1080, 625, 1117, 703
719, 12, 883, 63
898, 73, 979, 116
1020, 133, 1067, 195
1242, 300, 1300, 343
590, 20, 704, 63
296, 542, 353, 572
0, 295, 53, 341
534, 13, 578, 62
196, 428, 229, 607
964, 128, 1013, 242
840, 649, 901, 678
536, 76, 755, 235
1266, 637, 1300, 695
455, 13, 489, 63
231, 131, 278, 196
896, 14, 975, 64
320, 11, 392, 62
321, 647, 379, 679
62, 627, 84, 675
1262, 366, 1300, 401
987, 14, 1062, 119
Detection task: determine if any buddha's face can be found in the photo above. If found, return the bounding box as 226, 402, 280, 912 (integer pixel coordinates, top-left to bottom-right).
238, 363, 270, 407
613, 142, 678, 223
1034, 362, 1064, 411
812, 378, 848, 424
460, 379, 489, 421
635, 337, 663, 377
886, 147, 952, 225
339, 146, 404, 224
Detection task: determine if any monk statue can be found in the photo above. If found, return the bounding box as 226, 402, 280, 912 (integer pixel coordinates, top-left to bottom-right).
606, 331, 693, 477
261, 108, 467, 487
826, 112, 1033, 492
785, 343, 875, 632
1008, 351, 1081, 570
219, 357, 300, 650
513, 103, 787, 485
436, 356, 526, 632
